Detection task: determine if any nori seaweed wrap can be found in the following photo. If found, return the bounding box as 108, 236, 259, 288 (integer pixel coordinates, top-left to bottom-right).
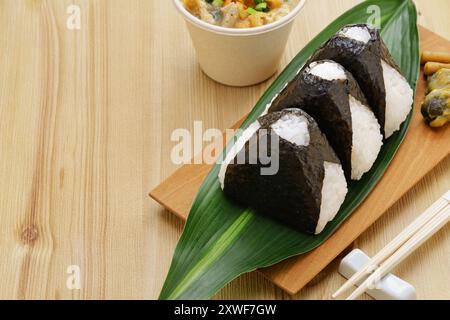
269, 60, 383, 180
308, 24, 413, 138
219, 109, 347, 234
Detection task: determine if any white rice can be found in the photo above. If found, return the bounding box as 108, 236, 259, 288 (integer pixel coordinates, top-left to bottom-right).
349, 95, 383, 180
339, 25, 372, 43
316, 161, 348, 234
271, 114, 310, 147
381, 60, 414, 138
218, 121, 261, 190
309, 61, 347, 81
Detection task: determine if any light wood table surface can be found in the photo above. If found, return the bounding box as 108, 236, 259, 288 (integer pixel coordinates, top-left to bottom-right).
0, 0, 448, 300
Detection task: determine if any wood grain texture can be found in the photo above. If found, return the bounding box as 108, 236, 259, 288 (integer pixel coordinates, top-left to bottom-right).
0, 0, 448, 300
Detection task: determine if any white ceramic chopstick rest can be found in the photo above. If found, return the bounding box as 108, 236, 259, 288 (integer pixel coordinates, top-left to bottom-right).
338, 249, 417, 300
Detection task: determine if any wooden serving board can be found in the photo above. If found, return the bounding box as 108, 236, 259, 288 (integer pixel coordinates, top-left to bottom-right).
150, 27, 450, 295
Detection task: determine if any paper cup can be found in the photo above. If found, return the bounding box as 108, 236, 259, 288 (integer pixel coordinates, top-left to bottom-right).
173, 0, 306, 87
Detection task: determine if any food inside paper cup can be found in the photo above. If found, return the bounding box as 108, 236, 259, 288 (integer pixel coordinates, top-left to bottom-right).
182, 0, 300, 28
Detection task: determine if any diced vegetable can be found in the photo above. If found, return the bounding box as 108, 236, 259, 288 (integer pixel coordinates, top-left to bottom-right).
212, 0, 224, 6
255, 2, 268, 11
247, 7, 258, 15
266, 0, 283, 9
184, 0, 199, 11
183, 0, 298, 28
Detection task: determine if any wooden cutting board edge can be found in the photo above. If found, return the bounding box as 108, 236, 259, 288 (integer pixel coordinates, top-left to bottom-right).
150, 26, 450, 296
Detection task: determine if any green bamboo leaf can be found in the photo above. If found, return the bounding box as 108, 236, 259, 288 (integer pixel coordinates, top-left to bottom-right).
160, 0, 419, 300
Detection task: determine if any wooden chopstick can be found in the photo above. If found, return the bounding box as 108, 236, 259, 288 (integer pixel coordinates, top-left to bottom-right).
346, 204, 450, 300
332, 191, 450, 298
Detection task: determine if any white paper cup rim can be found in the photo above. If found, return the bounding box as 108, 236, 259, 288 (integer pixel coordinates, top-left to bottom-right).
173, 0, 306, 36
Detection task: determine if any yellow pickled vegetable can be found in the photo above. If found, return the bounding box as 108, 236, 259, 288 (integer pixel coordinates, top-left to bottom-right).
421, 69, 450, 128
427, 68, 450, 93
